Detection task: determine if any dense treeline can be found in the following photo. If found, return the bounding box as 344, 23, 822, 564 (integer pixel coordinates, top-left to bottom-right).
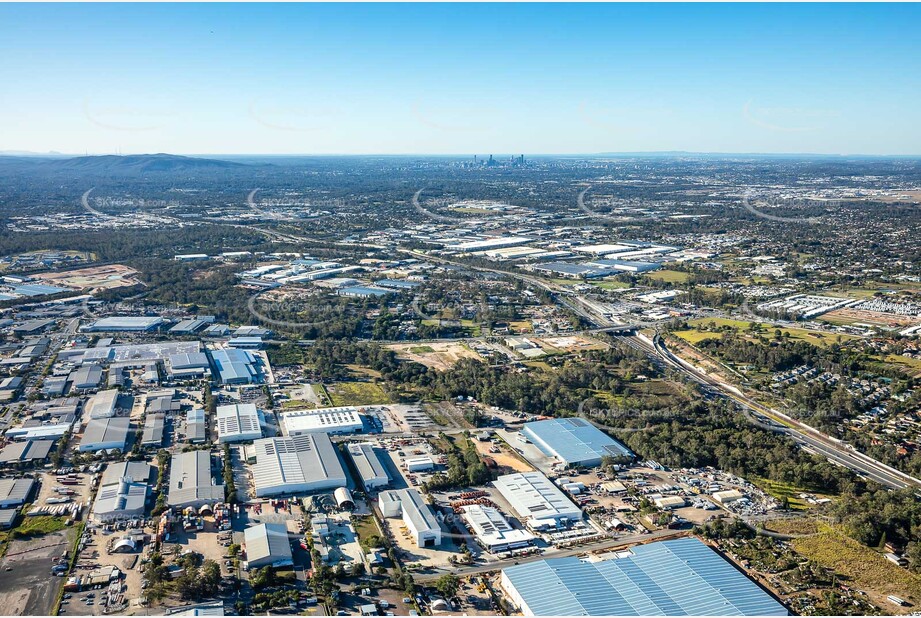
613, 397, 856, 493
0, 225, 272, 263
826, 487, 921, 572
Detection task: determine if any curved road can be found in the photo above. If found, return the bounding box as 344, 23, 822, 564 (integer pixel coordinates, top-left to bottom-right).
411, 189, 465, 223
576, 186, 661, 223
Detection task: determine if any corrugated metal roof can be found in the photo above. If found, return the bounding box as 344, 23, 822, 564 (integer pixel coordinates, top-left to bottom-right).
168, 450, 224, 506
502, 537, 788, 616
211, 349, 259, 384
216, 403, 263, 441
522, 418, 633, 466
347, 442, 389, 488
0, 478, 35, 505
79, 416, 130, 451
244, 523, 292, 566
251, 434, 347, 496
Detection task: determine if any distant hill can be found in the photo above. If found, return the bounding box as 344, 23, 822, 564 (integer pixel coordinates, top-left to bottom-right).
40, 153, 246, 173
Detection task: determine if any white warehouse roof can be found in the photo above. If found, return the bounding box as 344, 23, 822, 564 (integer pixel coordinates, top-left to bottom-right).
215, 403, 263, 443
244, 523, 293, 569
347, 442, 390, 490
281, 407, 364, 436
250, 434, 348, 497
461, 504, 535, 552
493, 471, 583, 530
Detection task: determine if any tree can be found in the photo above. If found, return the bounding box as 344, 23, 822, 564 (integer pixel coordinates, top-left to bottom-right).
906, 541, 921, 574
435, 574, 459, 599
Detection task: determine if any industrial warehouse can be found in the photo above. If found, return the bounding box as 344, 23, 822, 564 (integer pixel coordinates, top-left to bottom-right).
167, 450, 224, 508
521, 417, 633, 468
346, 442, 390, 490
243, 523, 293, 570
280, 406, 365, 436
215, 403, 264, 443
493, 471, 583, 531
250, 434, 348, 497
500, 537, 789, 616
379, 488, 442, 547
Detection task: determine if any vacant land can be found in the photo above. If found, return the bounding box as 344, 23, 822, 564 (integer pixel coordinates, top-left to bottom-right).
793, 526, 921, 611
674, 329, 722, 344
387, 341, 481, 371
682, 317, 861, 348
824, 307, 921, 329
590, 280, 630, 290
760, 517, 819, 536
645, 269, 690, 283
536, 335, 608, 353
34, 263, 140, 290
327, 381, 390, 406
0, 529, 73, 616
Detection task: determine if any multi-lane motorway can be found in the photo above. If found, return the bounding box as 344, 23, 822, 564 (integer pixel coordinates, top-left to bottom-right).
624, 332, 921, 491
401, 247, 921, 490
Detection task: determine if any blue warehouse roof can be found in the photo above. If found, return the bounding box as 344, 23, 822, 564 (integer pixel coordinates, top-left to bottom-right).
502, 537, 788, 616
522, 417, 632, 466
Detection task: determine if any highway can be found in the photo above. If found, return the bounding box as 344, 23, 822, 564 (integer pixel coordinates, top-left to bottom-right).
622, 332, 921, 491
394, 248, 920, 491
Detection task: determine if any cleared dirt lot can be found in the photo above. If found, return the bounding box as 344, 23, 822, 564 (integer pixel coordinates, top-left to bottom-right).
34, 264, 140, 290
471, 438, 534, 474
0, 529, 73, 616
386, 342, 482, 371
534, 335, 609, 353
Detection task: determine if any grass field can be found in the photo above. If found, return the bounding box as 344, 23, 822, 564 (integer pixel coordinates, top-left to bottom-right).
645, 270, 690, 283
793, 525, 921, 605
12, 516, 69, 538
409, 345, 435, 354
460, 319, 482, 336
752, 477, 829, 510
886, 354, 921, 372
760, 517, 819, 535
327, 381, 390, 406
508, 320, 532, 333
674, 329, 722, 344
689, 317, 759, 329
353, 515, 382, 541
685, 317, 861, 347
591, 280, 630, 290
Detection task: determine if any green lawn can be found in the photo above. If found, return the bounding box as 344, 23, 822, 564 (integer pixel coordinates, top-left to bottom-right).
645, 270, 690, 283
12, 516, 69, 537
674, 329, 722, 344
281, 399, 312, 409
409, 345, 435, 354
591, 280, 630, 290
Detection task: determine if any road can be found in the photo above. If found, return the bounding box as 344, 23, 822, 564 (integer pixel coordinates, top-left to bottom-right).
624, 332, 921, 491
399, 248, 625, 329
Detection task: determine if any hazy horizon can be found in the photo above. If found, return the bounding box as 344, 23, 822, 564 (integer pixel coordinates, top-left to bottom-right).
2, 3, 919, 155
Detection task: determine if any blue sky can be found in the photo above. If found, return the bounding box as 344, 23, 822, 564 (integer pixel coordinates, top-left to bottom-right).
1, 3, 919, 155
